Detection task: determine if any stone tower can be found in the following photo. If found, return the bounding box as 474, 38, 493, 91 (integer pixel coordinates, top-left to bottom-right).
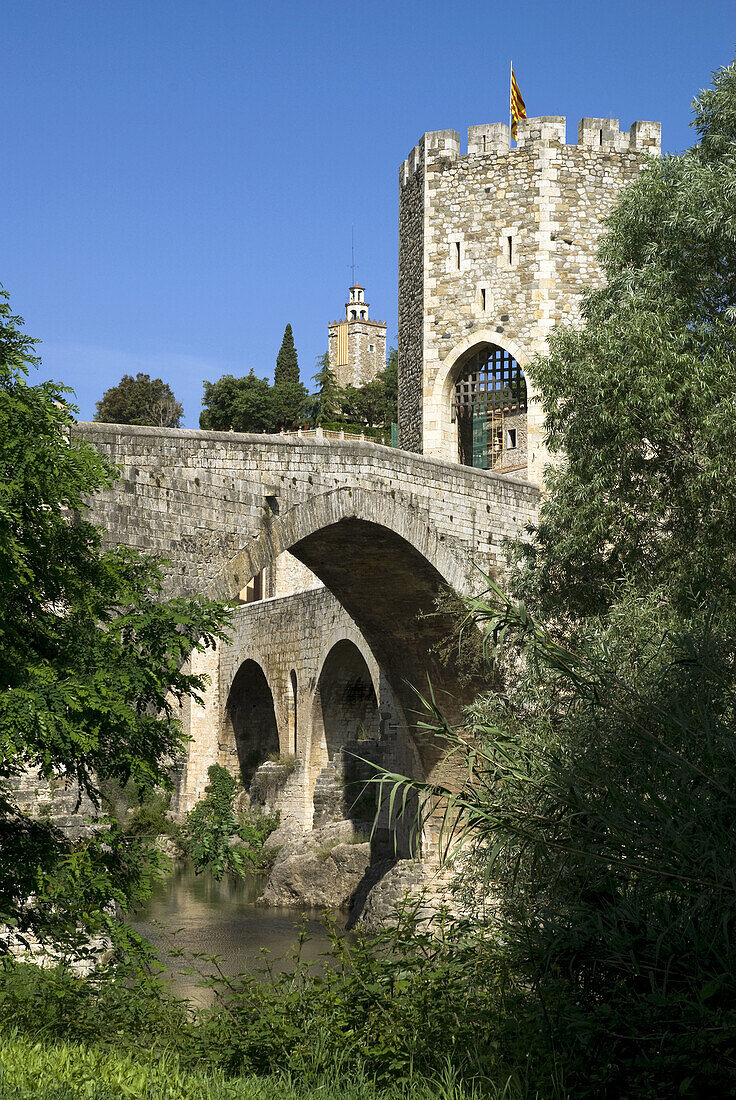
328, 285, 387, 388
398, 115, 661, 483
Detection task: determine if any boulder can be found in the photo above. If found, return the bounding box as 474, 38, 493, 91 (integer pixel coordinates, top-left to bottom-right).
260, 820, 372, 910
261, 815, 305, 855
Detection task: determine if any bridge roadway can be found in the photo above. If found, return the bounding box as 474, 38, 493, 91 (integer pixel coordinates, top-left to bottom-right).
74, 423, 539, 790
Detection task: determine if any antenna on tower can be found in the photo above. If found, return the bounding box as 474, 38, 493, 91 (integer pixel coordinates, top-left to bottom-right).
350, 225, 358, 285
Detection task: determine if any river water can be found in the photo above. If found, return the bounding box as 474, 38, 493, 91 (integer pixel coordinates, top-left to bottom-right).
131, 862, 344, 1005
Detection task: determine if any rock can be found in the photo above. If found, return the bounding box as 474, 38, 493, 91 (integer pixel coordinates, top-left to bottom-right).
233, 789, 251, 814
260, 820, 372, 910
261, 815, 305, 855
356, 859, 460, 932
0, 926, 113, 976
249, 761, 295, 814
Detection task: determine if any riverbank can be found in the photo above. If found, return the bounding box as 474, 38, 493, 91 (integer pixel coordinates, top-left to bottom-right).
0, 1032, 488, 1100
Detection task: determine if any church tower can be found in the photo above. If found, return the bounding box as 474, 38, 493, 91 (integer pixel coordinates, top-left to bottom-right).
328, 285, 387, 388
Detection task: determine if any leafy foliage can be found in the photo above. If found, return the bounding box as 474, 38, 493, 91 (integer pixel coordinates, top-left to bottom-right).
307, 347, 397, 434
0, 288, 231, 944
272, 324, 308, 429
178, 765, 278, 879
0, 906, 541, 1096
514, 60, 736, 618
308, 352, 342, 424
395, 586, 736, 1096
94, 373, 183, 427
200, 371, 275, 432
273, 324, 300, 386
199, 326, 308, 433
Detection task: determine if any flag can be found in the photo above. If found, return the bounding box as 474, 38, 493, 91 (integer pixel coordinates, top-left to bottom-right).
510, 67, 526, 140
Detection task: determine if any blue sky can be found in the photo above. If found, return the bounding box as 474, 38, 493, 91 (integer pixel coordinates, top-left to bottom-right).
3, 0, 734, 426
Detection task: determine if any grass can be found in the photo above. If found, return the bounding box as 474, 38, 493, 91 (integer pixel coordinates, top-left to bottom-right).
0, 1031, 509, 1100
265, 752, 297, 773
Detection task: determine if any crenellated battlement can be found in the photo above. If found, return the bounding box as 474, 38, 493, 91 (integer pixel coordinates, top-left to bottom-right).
398, 107, 661, 466
400, 115, 661, 184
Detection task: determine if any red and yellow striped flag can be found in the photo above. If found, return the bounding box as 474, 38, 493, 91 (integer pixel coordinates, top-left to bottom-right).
510, 67, 526, 140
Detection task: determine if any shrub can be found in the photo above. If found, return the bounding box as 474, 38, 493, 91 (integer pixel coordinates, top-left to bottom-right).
177, 765, 243, 880
178, 766, 279, 879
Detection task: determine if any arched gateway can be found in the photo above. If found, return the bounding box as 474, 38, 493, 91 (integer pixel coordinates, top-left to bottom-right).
453, 344, 527, 473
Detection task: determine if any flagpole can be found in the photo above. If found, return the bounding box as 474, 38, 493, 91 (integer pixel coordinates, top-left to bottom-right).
509, 60, 513, 148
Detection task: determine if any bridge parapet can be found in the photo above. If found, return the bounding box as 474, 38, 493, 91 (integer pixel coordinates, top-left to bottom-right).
73, 423, 539, 600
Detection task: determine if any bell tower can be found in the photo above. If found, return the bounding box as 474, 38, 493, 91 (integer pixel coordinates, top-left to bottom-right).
328, 283, 387, 388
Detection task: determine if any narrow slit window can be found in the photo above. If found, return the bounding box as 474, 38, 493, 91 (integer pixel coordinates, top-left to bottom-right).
455, 241, 461, 269
481, 288, 486, 312
506, 427, 518, 449
599, 128, 604, 145
507, 236, 513, 264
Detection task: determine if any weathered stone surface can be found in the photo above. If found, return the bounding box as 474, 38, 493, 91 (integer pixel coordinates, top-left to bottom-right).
262, 815, 305, 856
73, 425, 538, 826
154, 834, 180, 860
398, 115, 661, 483
355, 860, 462, 932
8, 772, 97, 841
249, 761, 294, 815
0, 928, 114, 976
261, 821, 372, 910
72, 425, 538, 604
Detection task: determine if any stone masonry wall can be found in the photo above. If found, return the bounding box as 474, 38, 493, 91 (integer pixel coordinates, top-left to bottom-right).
73, 424, 539, 601
398, 145, 426, 452
76, 424, 538, 798
178, 585, 416, 826
398, 116, 660, 480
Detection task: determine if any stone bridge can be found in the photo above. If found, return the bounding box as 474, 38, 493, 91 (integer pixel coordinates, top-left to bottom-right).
74, 423, 539, 844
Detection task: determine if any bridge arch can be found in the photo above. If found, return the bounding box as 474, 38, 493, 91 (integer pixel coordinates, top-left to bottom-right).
424, 330, 528, 469
310, 639, 380, 767
309, 637, 417, 856
222, 657, 280, 787
216, 487, 480, 781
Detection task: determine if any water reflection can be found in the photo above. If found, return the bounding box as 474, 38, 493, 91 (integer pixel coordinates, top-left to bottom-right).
130, 862, 344, 1005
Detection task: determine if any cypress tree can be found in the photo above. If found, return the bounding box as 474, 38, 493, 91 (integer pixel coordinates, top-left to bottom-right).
274, 324, 300, 385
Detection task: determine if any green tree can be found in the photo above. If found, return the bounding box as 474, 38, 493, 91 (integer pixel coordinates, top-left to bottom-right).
308, 351, 343, 425
200, 371, 274, 432
271, 378, 307, 430
413, 586, 736, 1096
0, 289, 231, 947
273, 323, 299, 386
513, 59, 736, 619
271, 325, 307, 430
95, 373, 183, 427
337, 349, 398, 430
382, 345, 398, 426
